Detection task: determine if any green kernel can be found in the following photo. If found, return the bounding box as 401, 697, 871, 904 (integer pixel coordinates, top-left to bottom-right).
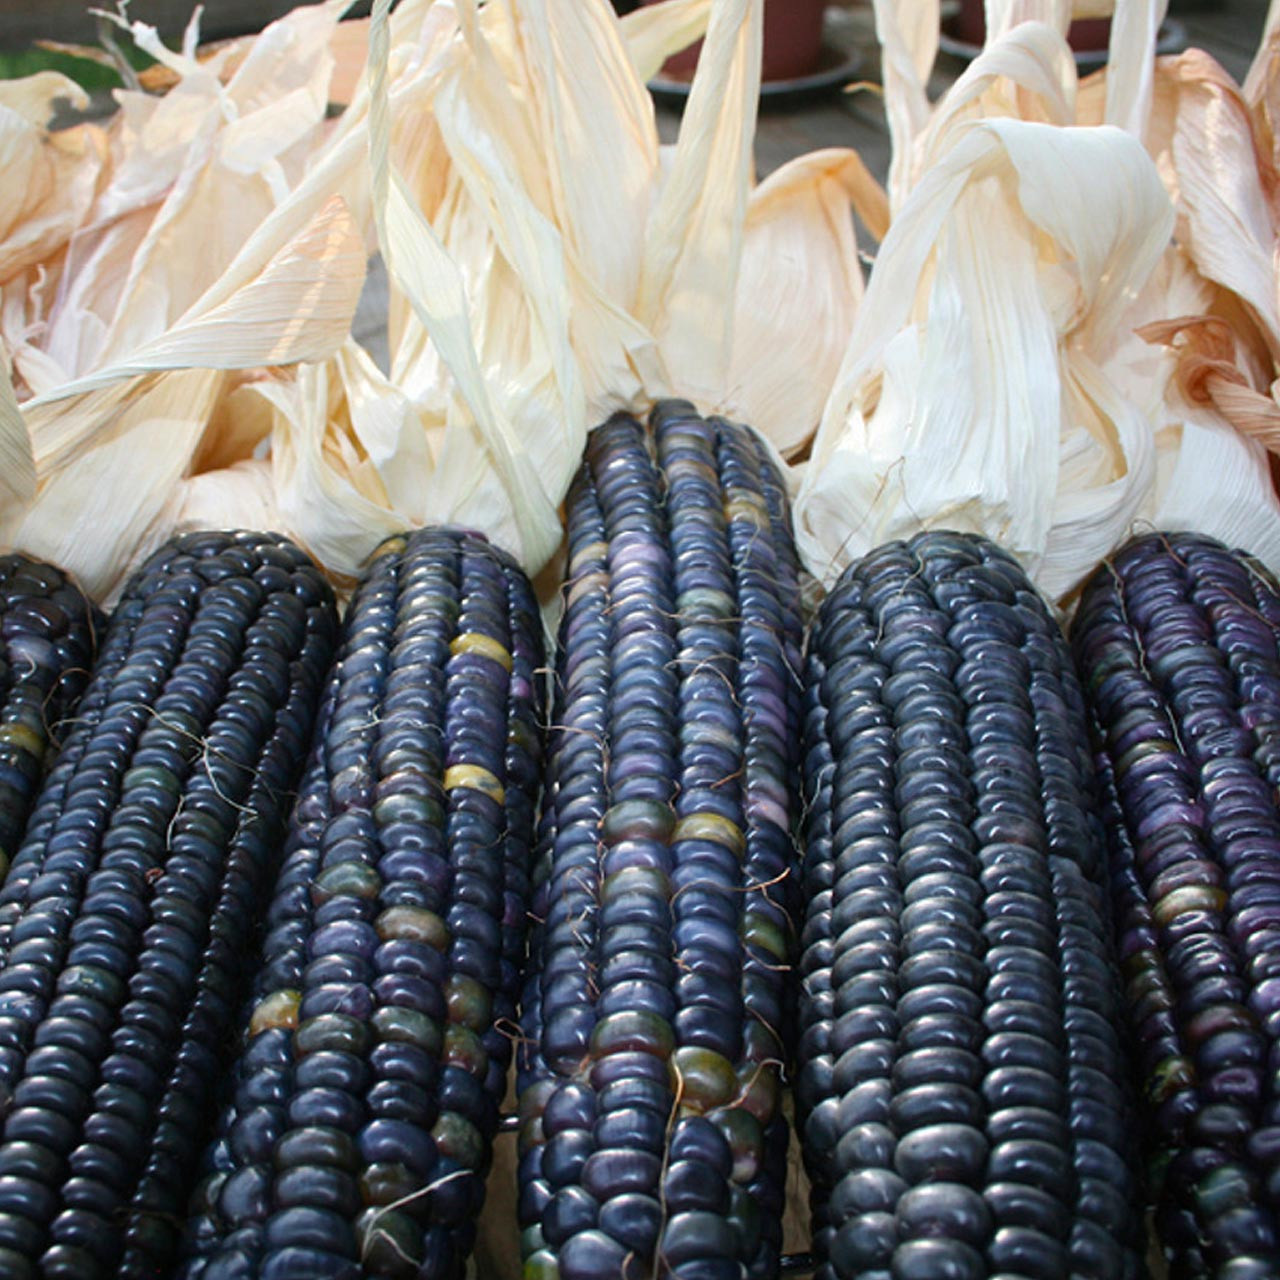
445, 973, 492, 1033
295, 1013, 371, 1057
432, 1111, 484, 1168
590, 1010, 674, 1060
443, 1024, 488, 1075
600, 798, 675, 846
524, 1249, 560, 1280
672, 1046, 737, 1112
357, 1206, 424, 1271
359, 1161, 420, 1207
373, 791, 446, 828
312, 862, 381, 904
708, 1105, 764, 1184
672, 811, 745, 854
376, 906, 449, 949
372, 1006, 442, 1055
741, 914, 787, 961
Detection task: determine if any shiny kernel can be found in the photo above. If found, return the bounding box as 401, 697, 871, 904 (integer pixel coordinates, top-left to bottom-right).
359, 1161, 420, 1207
357, 1206, 423, 1272
675, 587, 736, 620
1149, 1055, 1197, 1103
1194, 1163, 1257, 1220
568, 540, 609, 573
672, 812, 746, 855
708, 1105, 764, 1184
443, 764, 505, 805
524, 1250, 560, 1280
312, 862, 381, 904
724, 492, 770, 530
1153, 883, 1228, 926
589, 1010, 674, 1060
445, 973, 492, 1032
741, 914, 788, 961
250, 990, 301, 1036
375, 907, 449, 950
600, 798, 675, 846
450, 632, 512, 672
432, 1112, 484, 1168
672, 1046, 737, 1111
566, 571, 609, 610
601, 865, 670, 902
371, 1006, 442, 1056
443, 1024, 488, 1075
734, 1062, 780, 1124
370, 535, 409, 561
0, 724, 47, 758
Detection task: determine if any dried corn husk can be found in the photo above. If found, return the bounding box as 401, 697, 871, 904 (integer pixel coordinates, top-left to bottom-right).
0, 0, 367, 599
795, 2, 1280, 601
241, 0, 879, 581
1, 0, 884, 595
0, 74, 106, 287
726, 148, 888, 457
796, 113, 1173, 598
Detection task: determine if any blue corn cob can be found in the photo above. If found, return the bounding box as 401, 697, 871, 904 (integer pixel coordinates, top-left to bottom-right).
0, 530, 338, 1280
179, 526, 545, 1280
1072, 531, 1280, 1279
0, 552, 103, 875
517, 403, 805, 1280
797, 530, 1143, 1280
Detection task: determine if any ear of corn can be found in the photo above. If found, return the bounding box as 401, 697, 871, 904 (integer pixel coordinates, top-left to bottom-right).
797, 530, 1143, 1280
1071, 531, 1280, 1277
178, 526, 546, 1280
0, 553, 103, 878
516, 404, 805, 1280
0, 530, 339, 1280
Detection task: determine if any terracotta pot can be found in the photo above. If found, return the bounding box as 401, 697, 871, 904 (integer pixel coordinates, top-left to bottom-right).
946, 0, 1110, 53
651, 0, 828, 84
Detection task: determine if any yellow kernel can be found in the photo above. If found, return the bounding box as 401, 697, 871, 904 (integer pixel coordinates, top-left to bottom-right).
568, 539, 609, 573
1153, 883, 1228, 926
0, 723, 45, 758
250, 989, 300, 1036
566, 570, 609, 610
376, 906, 450, 950
672, 812, 746, 855
444, 764, 506, 805
724, 492, 770, 530
450, 632, 513, 672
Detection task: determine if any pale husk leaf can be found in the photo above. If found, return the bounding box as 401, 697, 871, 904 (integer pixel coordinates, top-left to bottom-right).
170, 457, 283, 535
1101, 0, 1166, 137
637, 0, 762, 407
796, 119, 1174, 600
26, 193, 366, 452
873, 0, 940, 210
619, 0, 713, 82
0, 351, 35, 513
1146, 51, 1280, 358
11, 368, 222, 600
44, 0, 352, 380
0, 76, 105, 287
368, 0, 565, 573
724, 148, 886, 457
